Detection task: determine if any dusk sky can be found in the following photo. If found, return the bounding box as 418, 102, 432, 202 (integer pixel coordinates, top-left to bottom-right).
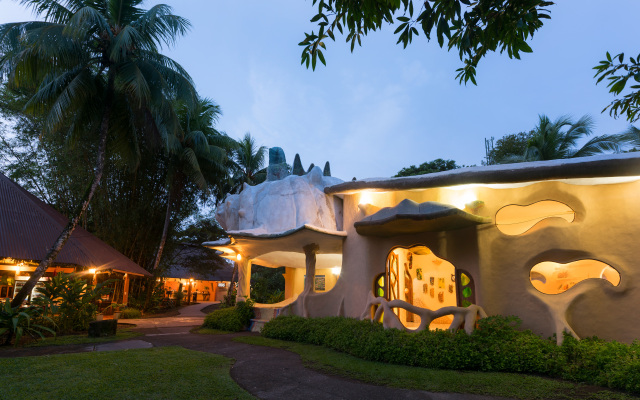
1, 1, 638, 181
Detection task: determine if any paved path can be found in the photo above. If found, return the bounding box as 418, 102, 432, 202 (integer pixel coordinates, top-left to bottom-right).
1, 306, 513, 400
120, 301, 217, 328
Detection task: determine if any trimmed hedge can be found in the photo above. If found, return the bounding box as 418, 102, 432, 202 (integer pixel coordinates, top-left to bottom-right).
120, 308, 142, 319
202, 300, 255, 332
261, 315, 640, 394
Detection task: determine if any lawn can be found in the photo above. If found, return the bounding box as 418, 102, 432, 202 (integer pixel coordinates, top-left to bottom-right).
234, 336, 636, 400
23, 326, 142, 347
1, 346, 254, 400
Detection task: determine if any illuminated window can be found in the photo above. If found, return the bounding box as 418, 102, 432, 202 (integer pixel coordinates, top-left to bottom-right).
529, 260, 620, 294
495, 200, 575, 235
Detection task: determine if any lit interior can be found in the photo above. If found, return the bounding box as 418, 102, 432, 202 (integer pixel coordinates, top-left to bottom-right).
384, 246, 457, 329
495, 200, 575, 235
529, 260, 621, 294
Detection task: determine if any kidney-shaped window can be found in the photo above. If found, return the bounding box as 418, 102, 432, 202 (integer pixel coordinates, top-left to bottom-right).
529, 260, 620, 294
496, 200, 575, 235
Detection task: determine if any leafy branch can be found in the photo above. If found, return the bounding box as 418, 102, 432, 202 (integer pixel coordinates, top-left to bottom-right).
594, 52, 640, 123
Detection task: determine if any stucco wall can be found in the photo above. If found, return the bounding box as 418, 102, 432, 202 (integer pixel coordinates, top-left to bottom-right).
302, 179, 640, 342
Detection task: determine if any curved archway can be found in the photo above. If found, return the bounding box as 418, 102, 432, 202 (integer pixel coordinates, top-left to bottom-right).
383, 245, 459, 329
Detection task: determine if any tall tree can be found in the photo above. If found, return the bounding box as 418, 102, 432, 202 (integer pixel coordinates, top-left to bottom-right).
395, 158, 461, 177
300, 0, 554, 83
0, 0, 196, 306
520, 115, 623, 161
232, 132, 267, 188
149, 98, 233, 274
484, 131, 534, 165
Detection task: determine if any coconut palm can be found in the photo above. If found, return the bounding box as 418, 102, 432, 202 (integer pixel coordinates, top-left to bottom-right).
522, 115, 623, 161
149, 98, 234, 274
0, 0, 197, 306
232, 132, 267, 188
619, 125, 640, 150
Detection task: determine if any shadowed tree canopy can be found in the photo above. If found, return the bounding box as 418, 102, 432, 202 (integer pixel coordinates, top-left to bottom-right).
300, 0, 554, 84
484, 131, 534, 165
0, 0, 197, 306
395, 158, 461, 177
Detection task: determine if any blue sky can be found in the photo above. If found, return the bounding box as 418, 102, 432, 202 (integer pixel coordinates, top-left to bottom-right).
1, 1, 639, 180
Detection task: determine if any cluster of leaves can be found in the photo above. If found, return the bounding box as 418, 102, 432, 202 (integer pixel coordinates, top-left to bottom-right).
250, 266, 285, 304
33, 273, 113, 334
202, 299, 255, 332
262, 315, 640, 394
300, 0, 553, 83
119, 307, 142, 319
483, 131, 534, 165
594, 52, 640, 123
0, 299, 55, 346
394, 158, 462, 177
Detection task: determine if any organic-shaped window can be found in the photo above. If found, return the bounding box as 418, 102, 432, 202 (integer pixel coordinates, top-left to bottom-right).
529, 260, 620, 294
496, 200, 575, 235
457, 271, 475, 307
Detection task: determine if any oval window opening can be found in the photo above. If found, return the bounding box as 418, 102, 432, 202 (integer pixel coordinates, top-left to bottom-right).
529, 260, 620, 294
496, 200, 575, 235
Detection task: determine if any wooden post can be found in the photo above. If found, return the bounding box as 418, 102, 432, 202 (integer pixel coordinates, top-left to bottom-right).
123, 274, 130, 305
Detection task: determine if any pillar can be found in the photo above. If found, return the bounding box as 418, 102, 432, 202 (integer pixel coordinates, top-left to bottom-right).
301, 243, 319, 317
236, 258, 252, 302
123, 274, 130, 305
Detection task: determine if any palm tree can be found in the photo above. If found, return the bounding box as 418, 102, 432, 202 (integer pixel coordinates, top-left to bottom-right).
0, 0, 196, 306
522, 115, 623, 161
232, 132, 267, 189
149, 98, 233, 274
619, 125, 640, 150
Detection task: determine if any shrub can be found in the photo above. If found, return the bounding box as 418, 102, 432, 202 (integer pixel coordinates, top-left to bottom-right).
202, 300, 255, 332
0, 299, 55, 345
119, 308, 142, 319
261, 315, 640, 395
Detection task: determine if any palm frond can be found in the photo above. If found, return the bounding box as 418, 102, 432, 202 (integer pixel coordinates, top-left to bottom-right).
571, 134, 623, 158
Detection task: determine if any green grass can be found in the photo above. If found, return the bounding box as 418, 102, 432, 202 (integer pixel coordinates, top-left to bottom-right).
234, 336, 636, 400
23, 327, 142, 347
1, 346, 255, 400
193, 327, 234, 335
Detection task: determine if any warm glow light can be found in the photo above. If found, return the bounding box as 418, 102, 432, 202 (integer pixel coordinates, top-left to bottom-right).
332, 267, 341, 275
236, 253, 242, 261
89, 268, 96, 274
452, 190, 476, 210
359, 191, 373, 206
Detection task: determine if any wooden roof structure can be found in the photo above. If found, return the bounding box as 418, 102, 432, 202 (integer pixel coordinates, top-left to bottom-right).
0, 172, 150, 277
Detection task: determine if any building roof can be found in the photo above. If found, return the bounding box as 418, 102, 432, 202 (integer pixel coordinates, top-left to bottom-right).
325, 153, 640, 194
0, 172, 151, 277
163, 244, 233, 281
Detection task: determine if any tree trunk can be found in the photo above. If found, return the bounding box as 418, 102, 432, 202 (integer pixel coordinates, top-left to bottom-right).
11, 73, 115, 308
144, 185, 173, 309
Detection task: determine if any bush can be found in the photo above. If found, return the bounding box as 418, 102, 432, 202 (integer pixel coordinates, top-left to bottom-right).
202, 300, 255, 332
119, 308, 142, 319
261, 315, 640, 395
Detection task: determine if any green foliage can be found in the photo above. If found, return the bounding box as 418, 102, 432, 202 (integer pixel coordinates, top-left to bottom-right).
250, 266, 285, 304
36, 273, 113, 333
261, 315, 640, 395
221, 285, 237, 308
300, 0, 554, 83
119, 308, 142, 319
0, 299, 55, 346
594, 52, 640, 123
484, 131, 534, 165
203, 299, 255, 332
394, 158, 461, 177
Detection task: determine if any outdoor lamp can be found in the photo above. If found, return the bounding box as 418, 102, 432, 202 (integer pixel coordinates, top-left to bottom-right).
236, 253, 242, 261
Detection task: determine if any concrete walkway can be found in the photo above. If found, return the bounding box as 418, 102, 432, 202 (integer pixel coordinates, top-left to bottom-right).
120, 301, 217, 328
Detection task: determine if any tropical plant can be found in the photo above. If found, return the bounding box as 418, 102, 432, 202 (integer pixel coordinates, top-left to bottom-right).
395, 158, 462, 177
231, 132, 267, 189
508, 115, 624, 162
300, 1, 554, 84
36, 273, 113, 333
0, 0, 197, 307
594, 52, 640, 123
250, 266, 285, 304
484, 131, 535, 165
0, 299, 55, 346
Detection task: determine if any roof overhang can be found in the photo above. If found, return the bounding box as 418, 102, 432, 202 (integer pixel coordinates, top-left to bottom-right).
355, 200, 491, 237
202, 225, 347, 269
326, 153, 640, 195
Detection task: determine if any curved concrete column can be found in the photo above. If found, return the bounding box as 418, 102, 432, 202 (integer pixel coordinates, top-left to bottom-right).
301, 243, 319, 317
236, 258, 252, 302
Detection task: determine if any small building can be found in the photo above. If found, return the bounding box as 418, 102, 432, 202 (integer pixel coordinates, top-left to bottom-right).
0, 172, 151, 304
162, 244, 233, 303
206, 151, 640, 343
